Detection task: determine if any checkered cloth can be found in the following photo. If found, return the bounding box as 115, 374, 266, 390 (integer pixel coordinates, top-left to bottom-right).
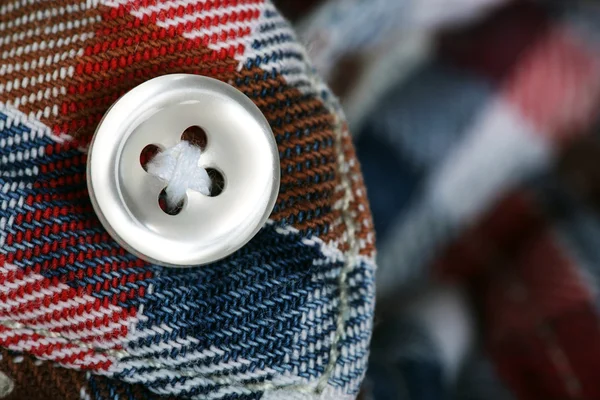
0, 1, 376, 399
303, 0, 600, 399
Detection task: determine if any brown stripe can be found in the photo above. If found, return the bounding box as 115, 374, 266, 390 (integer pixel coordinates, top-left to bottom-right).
342, 132, 375, 256
0, 1, 101, 112
0, 349, 82, 400
0, 2, 99, 52
0, 349, 173, 400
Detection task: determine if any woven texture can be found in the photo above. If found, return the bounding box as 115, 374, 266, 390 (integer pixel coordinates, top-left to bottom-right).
0, 1, 376, 399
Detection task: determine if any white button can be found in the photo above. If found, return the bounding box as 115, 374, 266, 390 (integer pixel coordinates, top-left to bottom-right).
87, 74, 280, 267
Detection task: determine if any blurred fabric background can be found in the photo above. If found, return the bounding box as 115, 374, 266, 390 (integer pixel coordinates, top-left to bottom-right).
275, 1, 600, 399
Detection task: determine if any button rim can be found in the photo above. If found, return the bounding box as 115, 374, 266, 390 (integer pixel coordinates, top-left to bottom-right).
87, 74, 280, 267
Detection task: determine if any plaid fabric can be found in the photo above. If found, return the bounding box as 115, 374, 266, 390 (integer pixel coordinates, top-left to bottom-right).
0, 1, 376, 399
300, 0, 600, 399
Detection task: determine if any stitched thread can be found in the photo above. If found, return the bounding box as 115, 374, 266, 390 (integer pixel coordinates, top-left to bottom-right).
146, 141, 211, 208
315, 116, 355, 394
0, 320, 129, 358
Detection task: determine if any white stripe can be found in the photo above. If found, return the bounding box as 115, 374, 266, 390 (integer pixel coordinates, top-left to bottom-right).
133, 3, 261, 29
0, 281, 81, 311
271, 222, 374, 267
0, 312, 133, 347
0, 273, 132, 345
119, 362, 276, 387
124, 336, 201, 358
0, 328, 114, 365
261, 386, 354, 400
0, 2, 96, 31
0, 263, 45, 293
0, 0, 36, 15
105, 0, 200, 13
0, 15, 100, 47
183, 20, 253, 41
1, 32, 94, 60
428, 97, 552, 223
1, 48, 85, 80
0, 103, 68, 142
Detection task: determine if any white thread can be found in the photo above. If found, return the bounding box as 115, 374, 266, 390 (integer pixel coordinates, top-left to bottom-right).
261, 387, 354, 400
146, 141, 211, 208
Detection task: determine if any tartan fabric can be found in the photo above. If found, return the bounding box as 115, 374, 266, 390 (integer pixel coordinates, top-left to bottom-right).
311, 1, 600, 399
0, 1, 376, 399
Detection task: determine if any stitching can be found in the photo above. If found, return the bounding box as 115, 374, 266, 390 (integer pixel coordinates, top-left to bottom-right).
303, 11, 371, 383
290, 39, 364, 392
1, 318, 305, 391
0, 318, 312, 392
315, 115, 356, 394
0, 320, 129, 358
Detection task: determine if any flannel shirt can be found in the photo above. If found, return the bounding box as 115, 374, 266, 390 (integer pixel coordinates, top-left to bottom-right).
0, 1, 376, 399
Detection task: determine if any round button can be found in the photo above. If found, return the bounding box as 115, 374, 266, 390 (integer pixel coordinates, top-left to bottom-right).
87, 74, 280, 267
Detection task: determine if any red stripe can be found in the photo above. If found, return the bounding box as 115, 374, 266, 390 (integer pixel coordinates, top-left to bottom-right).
481, 230, 592, 340
503, 27, 600, 141
435, 189, 600, 398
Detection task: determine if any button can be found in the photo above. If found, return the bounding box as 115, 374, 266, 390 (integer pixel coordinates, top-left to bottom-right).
87, 74, 280, 267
